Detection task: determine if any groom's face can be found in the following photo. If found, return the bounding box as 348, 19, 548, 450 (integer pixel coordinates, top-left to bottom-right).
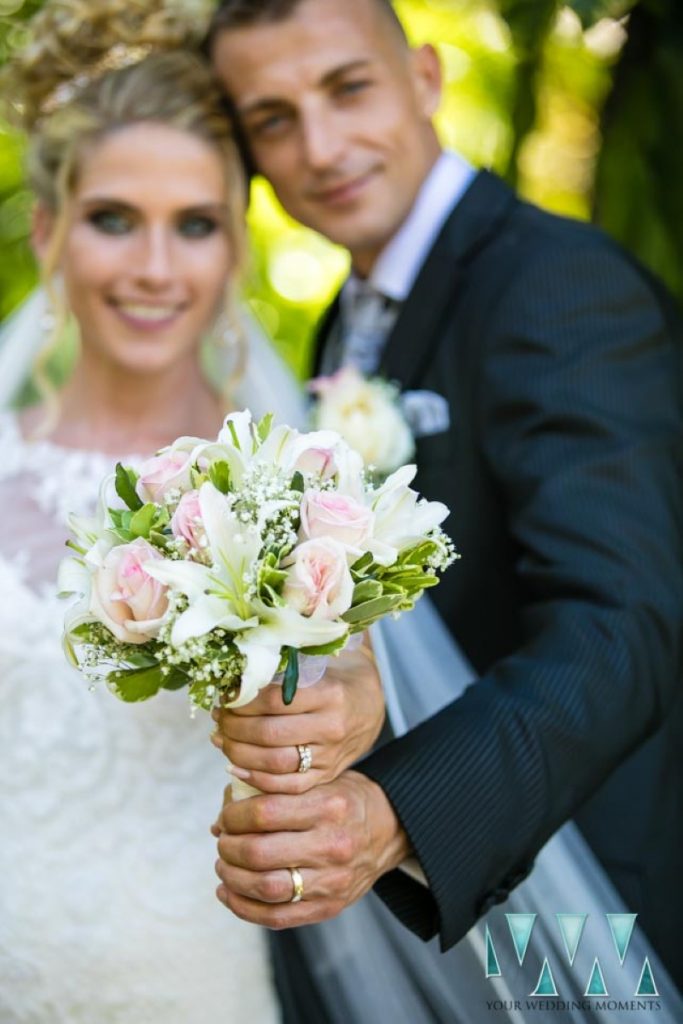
212, 0, 442, 274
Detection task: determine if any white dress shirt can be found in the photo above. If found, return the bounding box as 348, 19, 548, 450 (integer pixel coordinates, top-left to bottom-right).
342, 150, 476, 306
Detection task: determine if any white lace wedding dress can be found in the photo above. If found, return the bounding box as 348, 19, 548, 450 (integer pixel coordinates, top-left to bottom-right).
0, 411, 280, 1024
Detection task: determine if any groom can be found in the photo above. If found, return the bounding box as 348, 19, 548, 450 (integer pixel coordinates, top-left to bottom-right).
208, 0, 683, 995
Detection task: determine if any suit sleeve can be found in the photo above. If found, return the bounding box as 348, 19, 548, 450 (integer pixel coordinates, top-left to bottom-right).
358, 240, 683, 949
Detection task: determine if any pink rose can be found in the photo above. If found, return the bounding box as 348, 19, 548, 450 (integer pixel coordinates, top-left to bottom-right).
90, 538, 169, 644
294, 446, 337, 480
283, 538, 354, 620
171, 490, 204, 549
136, 451, 193, 503
300, 490, 373, 551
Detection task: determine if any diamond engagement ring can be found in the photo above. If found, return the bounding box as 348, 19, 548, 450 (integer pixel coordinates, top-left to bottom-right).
297, 744, 313, 773
289, 867, 304, 903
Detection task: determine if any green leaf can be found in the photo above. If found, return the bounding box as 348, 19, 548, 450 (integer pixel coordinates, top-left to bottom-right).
226, 421, 240, 449
209, 460, 231, 494
108, 507, 135, 541
352, 579, 383, 604
396, 540, 439, 566
375, 581, 406, 595
124, 651, 159, 669
115, 463, 143, 511
300, 636, 348, 657
257, 412, 274, 443
290, 470, 305, 493
161, 668, 190, 692
70, 622, 95, 640
257, 554, 288, 605
350, 551, 375, 574
108, 509, 127, 532
108, 665, 164, 702
342, 594, 405, 625
282, 647, 299, 705
191, 466, 208, 490
130, 503, 158, 539
149, 529, 173, 551
384, 574, 439, 595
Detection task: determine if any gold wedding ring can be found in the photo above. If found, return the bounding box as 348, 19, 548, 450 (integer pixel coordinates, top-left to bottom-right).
297, 743, 313, 774
289, 866, 304, 903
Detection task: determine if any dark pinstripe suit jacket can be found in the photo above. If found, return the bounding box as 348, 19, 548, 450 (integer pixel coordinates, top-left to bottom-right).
316, 170, 683, 988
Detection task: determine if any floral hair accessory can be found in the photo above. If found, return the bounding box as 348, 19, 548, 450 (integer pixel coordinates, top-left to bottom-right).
40, 43, 153, 115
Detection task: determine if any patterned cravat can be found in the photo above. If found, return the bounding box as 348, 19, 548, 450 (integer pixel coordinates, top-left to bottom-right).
340, 282, 400, 375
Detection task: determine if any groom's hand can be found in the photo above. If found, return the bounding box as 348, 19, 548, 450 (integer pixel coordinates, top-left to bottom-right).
211, 645, 385, 793
213, 770, 411, 927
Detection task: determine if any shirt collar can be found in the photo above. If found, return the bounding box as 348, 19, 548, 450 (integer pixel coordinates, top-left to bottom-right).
344, 150, 476, 305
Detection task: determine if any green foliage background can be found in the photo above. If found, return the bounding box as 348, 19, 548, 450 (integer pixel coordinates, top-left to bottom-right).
0, 0, 681, 379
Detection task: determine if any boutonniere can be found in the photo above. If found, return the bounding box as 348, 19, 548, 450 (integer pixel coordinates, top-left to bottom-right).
309, 366, 415, 478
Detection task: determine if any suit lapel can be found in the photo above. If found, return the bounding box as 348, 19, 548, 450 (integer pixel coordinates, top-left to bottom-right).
380, 170, 517, 388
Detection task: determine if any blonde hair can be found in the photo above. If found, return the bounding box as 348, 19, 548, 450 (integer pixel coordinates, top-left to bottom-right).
3, 0, 248, 427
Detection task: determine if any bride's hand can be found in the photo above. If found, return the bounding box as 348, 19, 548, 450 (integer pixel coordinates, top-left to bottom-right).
210, 644, 385, 795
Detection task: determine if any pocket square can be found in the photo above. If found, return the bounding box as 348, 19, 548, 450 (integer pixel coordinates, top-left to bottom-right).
399, 390, 451, 438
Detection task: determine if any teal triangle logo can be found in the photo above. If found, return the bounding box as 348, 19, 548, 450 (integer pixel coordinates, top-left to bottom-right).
485, 925, 501, 978
635, 958, 659, 998
585, 957, 609, 997
556, 913, 587, 966
506, 913, 536, 966
607, 913, 637, 965
530, 958, 558, 997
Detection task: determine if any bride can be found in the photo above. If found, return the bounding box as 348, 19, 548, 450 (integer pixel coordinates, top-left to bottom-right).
0, 1, 384, 1020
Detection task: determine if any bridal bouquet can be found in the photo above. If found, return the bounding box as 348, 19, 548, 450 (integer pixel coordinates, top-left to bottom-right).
60, 411, 455, 712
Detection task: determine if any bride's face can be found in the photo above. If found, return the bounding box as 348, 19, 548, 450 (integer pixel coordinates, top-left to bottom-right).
35, 122, 234, 377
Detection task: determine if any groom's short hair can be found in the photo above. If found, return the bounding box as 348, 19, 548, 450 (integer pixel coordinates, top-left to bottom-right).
206, 0, 408, 50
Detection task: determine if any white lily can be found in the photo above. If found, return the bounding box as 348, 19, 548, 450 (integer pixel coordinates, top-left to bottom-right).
230, 641, 281, 707
58, 554, 91, 599
84, 536, 118, 571
231, 601, 349, 707
144, 482, 261, 645
66, 469, 116, 551
218, 409, 258, 456
250, 598, 349, 649
252, 423, 300, 469
62, 596, 96, 666
67, 513, 103, 551
190, 440, 248, 488
365, 465, 449, 565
